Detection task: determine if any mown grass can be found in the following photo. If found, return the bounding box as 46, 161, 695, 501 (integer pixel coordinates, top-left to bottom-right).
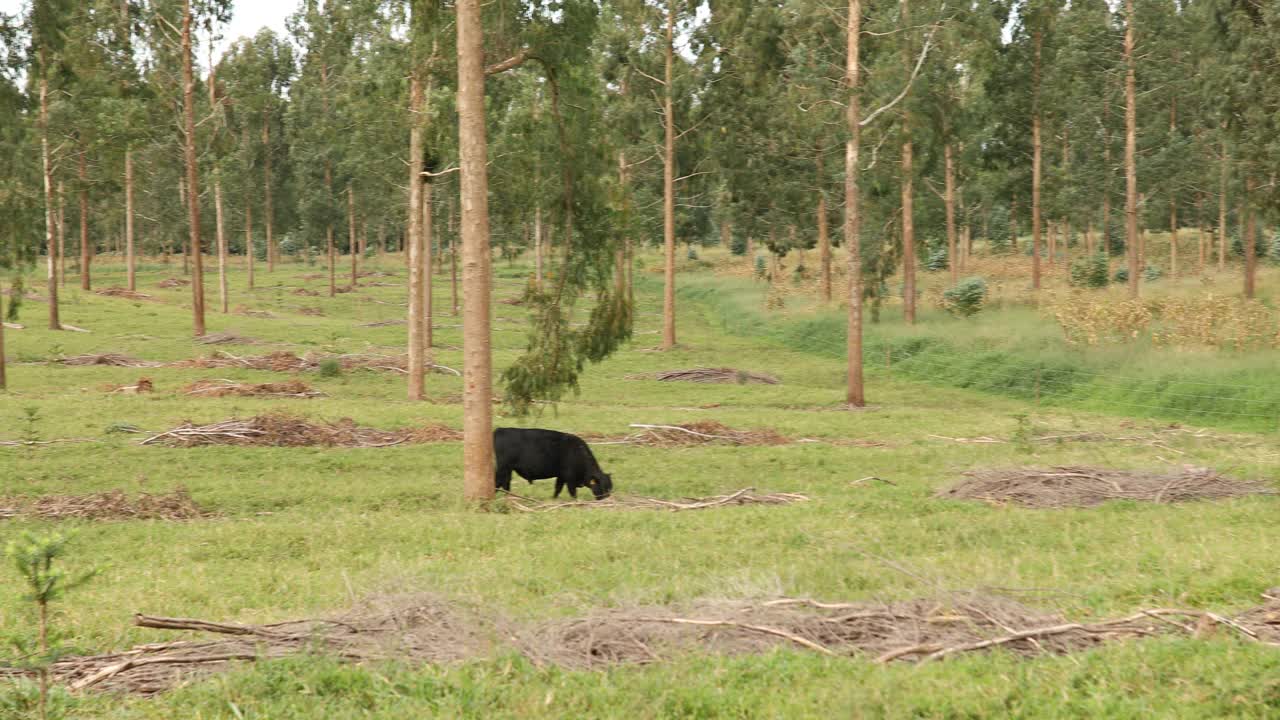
2, 251, 1279, 718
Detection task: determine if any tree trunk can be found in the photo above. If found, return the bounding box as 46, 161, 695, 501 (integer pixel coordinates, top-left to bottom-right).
449, 193, 458, 315
215, 174, 228, 313
844, 0, 865, 407
1169, 102, 1177, 280
817, 149, 832, 302
1030, 29, 1042, 290
179, 176, 188, 275
348, 186, 358, 288
900, 0, 915, 324
422, 175, 434, 350
182, 0, 206, 337
57, 182, 66, 287
457, 0, 495, 503
407, 72, 427, 401
944, 142, 958, 285
534, 206, 543, 290
125, 148, 135, 291
245, 191, 255, 290
1124, 0, 1139, 298
661, 0, 677, 349
263, 112, 275, 273
1102, 93, 1113, 252
1217, 135, 1227, 272
78, 147, 90, 291
325, 161, 335, 297
1196, 193, 1206, 274
1244, 175, 1256, 299
1010, 194, 1019, 251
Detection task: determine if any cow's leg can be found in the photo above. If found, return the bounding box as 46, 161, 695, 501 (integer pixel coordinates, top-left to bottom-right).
554, 477, 565, 498
495, 464, 514, 493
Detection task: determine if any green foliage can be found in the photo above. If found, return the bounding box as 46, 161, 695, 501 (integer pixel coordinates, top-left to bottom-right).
1106, 225, 1126, 257
1143, 264, 1163, 282
5, 273, 22, 321
686, 246, 698, 261
729, 233, 747, 256
754, 255, 767, 278
1069, 253, 1110, 288
317, 358, 342, 378
1010, 413, 1034, 454
1231, 230, 1268, 259
942, 277, 988, 317
1270, 231, 1280, 265
986, 205, 1012, 254
924, 246, 949, 272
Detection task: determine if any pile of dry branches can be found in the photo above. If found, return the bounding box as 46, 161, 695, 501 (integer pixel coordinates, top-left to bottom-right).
140, 414, 461, 448
182, 379, 324, 399
601, 422, 792, 447
232, 306, 276, 319
291, 287, 320, 296
627, 367, 780, 385
104, 377, 154, 394
96, 287, 153, 300
17, 591, 1280, 695
172, 350, 452, 376
156, 278, 189, 288
937, 466, 1276, 508
503, 487, 809, 513
299, 306, 325, 316
0, 488, 209, 521
59, 353, 159, 368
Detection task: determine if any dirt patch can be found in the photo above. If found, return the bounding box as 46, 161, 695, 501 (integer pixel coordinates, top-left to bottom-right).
157, 278, 190, 288
0, 488, 210, 521
503, 487, 809, 512
140, 413, 461, 447
195, 331, 257, 345
182, 379, 324, 399
19, 591, 1280, 695
937, 466, 1276, 508
627, 367, 780, 385
59, 353, 160, 368
96, 287, 153, 300
594, 422, 792, 447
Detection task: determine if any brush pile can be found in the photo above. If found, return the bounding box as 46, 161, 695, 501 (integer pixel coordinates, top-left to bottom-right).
608, 422, 791, 447
0, 488, 209, 521
938, 466, 1276, 508
173, 351, 411, 374
182, 379, 324, 399
140, 413, 461, 447
627, 367, 780, 385
195, 332, 257, 345
59, 353, 159, 367
156, 278, 189, 288
96, 287, 152, 300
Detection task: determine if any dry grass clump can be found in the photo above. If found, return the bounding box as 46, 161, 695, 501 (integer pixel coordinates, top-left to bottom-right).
104, 377, 154, 394
173, 351, 412, 374
0, 488, 209, 521
59, 353, 159, 367
182, 379, 324, 398
937, 466, 1275, 508
627, 367, 780, 385
140, 413, 461, 447
1048, 294, 1280, 350
96, 287, 153, 300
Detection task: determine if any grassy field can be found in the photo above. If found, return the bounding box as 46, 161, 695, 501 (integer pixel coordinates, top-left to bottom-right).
2, 251, 1280, 718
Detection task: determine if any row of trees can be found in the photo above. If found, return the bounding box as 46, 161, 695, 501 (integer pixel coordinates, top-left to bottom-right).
2, 0, 1277, 496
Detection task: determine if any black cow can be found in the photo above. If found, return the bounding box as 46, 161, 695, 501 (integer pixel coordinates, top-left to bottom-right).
493, 428, 614, 500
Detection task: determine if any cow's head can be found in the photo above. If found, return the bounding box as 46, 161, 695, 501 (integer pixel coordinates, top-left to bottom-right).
586, 472, 613, 500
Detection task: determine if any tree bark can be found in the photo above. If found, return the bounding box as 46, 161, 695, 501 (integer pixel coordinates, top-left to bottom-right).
407, 72, 427, 401
215, 175, 228, 313
944, 141, 957, 285
661, 0, 677, 349
78, 147, 90, 291
57, 181, 65, 286
325, 159, 336, 297
1169, 102, 1177, 280
1196, 193, 1206, 274
1030, 28, 1042, 290
263, 112, 275, 273
1102, 94, 1112, 253
1217, 134, 1227, 272
534, 205, 543, 290
182, 0, 206, 336
1244, 175, 1256, 299
245, 191, 255, 290
1124, 0, 1139, 298
125, 148, 135, 291
900, 0, 915, 324
817, 149, 832, 302
457, 0, 495, 502
422, 174, 434, 350
348, 186, 358, 288
844, 0, 865, 407
449, 193, 458, 315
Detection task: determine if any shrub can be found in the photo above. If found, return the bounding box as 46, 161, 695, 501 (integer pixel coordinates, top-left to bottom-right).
1143, 264, 1163, 282
1105, 225, 1126, 256
686, 246, 699, 261
729, 233, 747, 256
1069, 253, 1110, 288
925, 246, 948, 272
317, 358, 343, 378
1269, 230, 1280, 265
942, 277, 988, 317
754, 255, 767, 279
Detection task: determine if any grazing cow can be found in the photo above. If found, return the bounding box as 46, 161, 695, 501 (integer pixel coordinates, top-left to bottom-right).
493, 428, 614, 500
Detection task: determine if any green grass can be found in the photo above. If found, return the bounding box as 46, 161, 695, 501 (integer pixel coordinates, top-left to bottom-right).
2, 252, 1279, 718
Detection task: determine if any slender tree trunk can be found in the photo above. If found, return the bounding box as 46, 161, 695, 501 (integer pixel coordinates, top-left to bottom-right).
899, 0, 915, 324
215, 174, 228, 313
1169, 103, 1177, 280
245, 192, 255, 290
844, 0, 864, 407
125, 148, 135, 291
182, 0, 205, 336
1011, 194, 1019, 251
1124, 0, 1139, 298
1244, 175, 1256, 299
422, 175, 434, 350
1030, 29, 1043, 290
1103, 95, 1113, 251
457, 0, 495, 502
349, 186, 358, 288
661, 0, 677, 349
944, 142, 957, 285
325, 161, 336, 297
263, 112, 275, 273
179, 176, 188, 275
534, 206, 543, 290
618, 150, 632, 298
78, 147, 90, 291
1218, 135, 1227, 272
1196, 193, 1206, 274
817, 149, 832, 302
56, 181, 65, 287
407, 72, 426, 400
449, 193, 458, 315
